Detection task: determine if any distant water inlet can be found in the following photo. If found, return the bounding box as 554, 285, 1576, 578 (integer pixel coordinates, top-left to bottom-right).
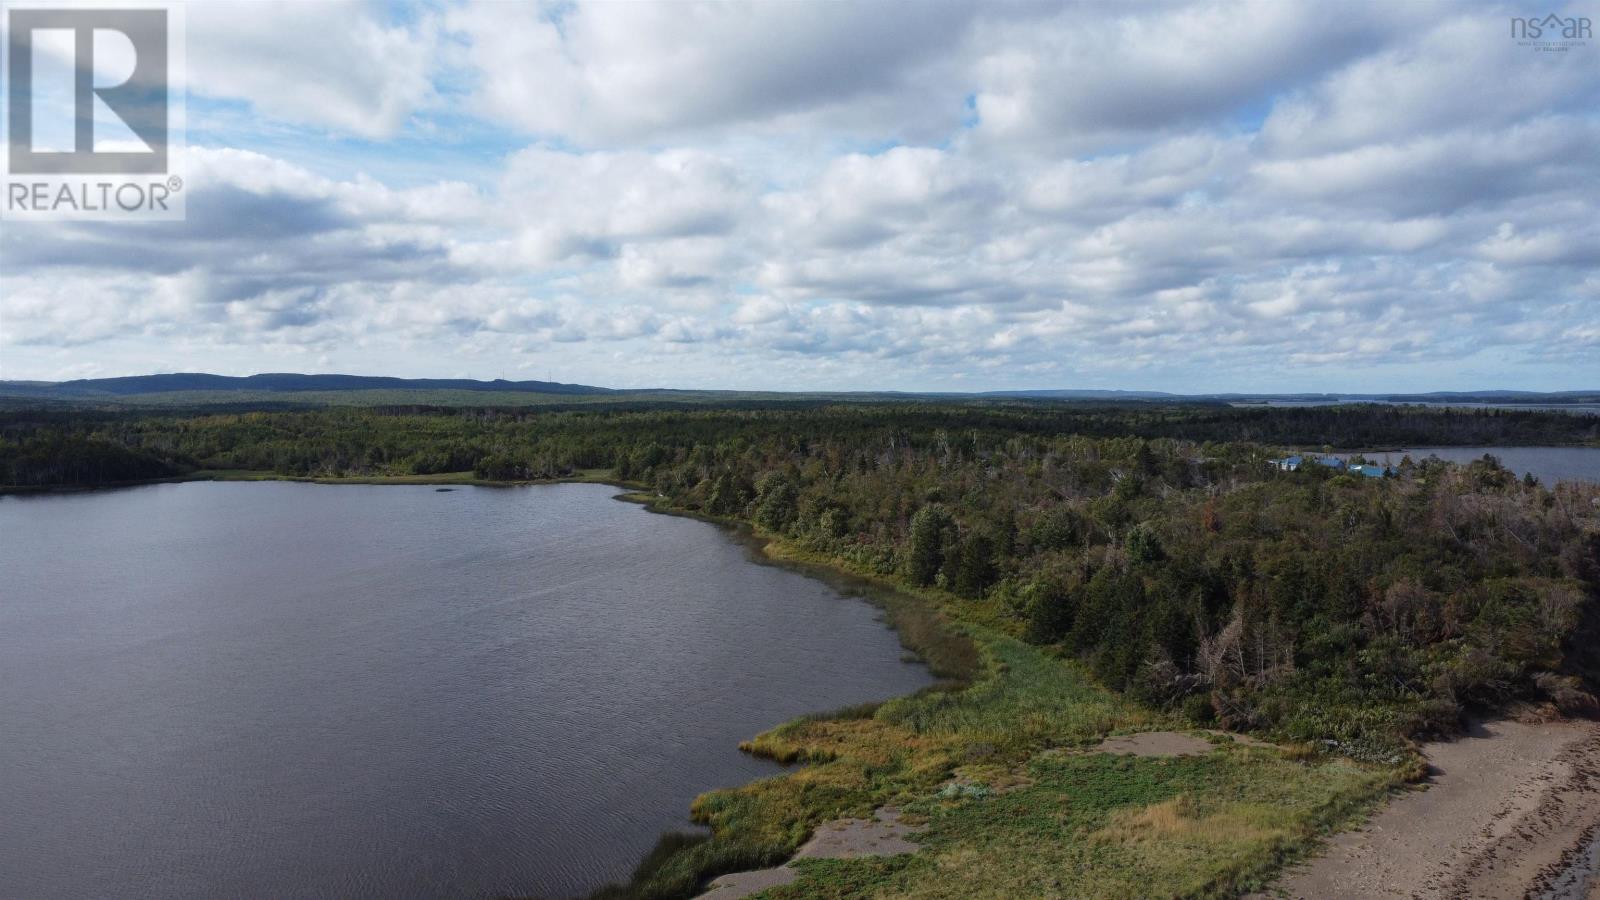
1357, 446, 1600, 485
0, 482, 933, 899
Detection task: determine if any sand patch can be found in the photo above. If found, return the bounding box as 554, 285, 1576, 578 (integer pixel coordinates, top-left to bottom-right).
700, 865, 797, 898
1259, 718, 1600, 900
795, 806, 926, 859
701, 807, 926, 898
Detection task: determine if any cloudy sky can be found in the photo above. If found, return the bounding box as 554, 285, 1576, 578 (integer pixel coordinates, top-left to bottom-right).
2, 0, 1597, 392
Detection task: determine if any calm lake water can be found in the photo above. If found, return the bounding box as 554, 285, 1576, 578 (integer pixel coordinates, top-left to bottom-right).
1237, 401, 1600, 415
0, 482, 933, 899
1353, 446, 1600, 484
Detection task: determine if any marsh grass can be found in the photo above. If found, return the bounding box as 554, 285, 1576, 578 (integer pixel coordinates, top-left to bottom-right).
587, 832, 712, 900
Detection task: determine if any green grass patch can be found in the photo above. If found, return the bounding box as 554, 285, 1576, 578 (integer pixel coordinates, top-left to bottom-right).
767, 748, 1394, 899
876, 632, 1159, 749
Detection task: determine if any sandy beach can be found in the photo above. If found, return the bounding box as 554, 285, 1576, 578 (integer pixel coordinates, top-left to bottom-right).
1266, 717, 1600, 899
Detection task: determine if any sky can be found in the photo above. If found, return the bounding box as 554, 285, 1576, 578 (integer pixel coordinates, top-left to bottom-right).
1, 0, 1597, 393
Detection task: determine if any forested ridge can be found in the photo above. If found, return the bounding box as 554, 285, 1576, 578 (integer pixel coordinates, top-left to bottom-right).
4, 401, 1598, 755
1, 401, 1596, 486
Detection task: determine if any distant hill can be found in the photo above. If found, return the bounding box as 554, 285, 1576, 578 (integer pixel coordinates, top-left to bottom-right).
1375, 390, 1600, 404
0, 374, 1595, 410
982, 389, 1600, 405
0, 372, 614, 398
978, 389, 1184, 400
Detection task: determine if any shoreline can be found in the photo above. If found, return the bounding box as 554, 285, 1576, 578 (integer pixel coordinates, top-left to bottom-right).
0, 467, 636, 496
9, 435, 1600, 496
617, 489, 985, 684
1263, 716, 1600, 899
9, 439, 1597, 497
1544, 828, 1600, 900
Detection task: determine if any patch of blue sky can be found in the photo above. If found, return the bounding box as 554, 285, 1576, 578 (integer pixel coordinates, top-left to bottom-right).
184, 95, 529, 188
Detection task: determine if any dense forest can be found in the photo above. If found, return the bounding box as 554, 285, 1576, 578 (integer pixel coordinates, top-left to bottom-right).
1, 400, 1597, 487
3, 401, 1599, 755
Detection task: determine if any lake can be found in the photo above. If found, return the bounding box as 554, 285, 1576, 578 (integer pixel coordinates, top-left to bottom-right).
0, 482, 933, 899
1349, 446, 1600, 484
1236, 401, 1600, 415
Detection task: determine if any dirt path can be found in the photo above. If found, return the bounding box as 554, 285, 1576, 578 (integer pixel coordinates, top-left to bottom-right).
1264, 718, 1600, 899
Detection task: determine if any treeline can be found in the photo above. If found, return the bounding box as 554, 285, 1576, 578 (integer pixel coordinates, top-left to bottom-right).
617, 419, 1600, 755
3, 402, 1598, 752
1, 401, 1596, 487
0, 432, 186, 486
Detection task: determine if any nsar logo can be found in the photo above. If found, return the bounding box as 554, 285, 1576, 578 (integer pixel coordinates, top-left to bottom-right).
1510, 12, 1593, 50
